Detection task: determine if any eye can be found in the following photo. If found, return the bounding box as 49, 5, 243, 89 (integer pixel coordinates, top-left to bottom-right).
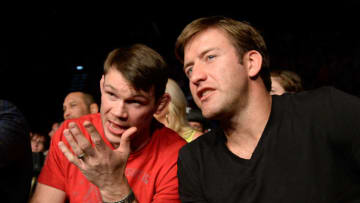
126, 100, 144, 107
106, 91, 117, 100
207, 55, 216, 61
185, 66, 193, 78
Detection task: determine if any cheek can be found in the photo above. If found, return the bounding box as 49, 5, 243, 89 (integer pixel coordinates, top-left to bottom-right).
100, 99, 111, 113
190, 86, 201, 106
129, 109, 154, 125
189, 84, 197, 98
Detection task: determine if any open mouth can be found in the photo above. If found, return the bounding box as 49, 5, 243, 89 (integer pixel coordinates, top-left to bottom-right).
198, 88, 214, 102
107, 120, 127, 135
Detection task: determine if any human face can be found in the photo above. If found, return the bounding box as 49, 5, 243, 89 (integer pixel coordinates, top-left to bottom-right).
270, 77, 286, 95
63, 92, 91, 120
48, 122, 60, 138
100, 68, 159, 147
189, 121, 203, 132
184, 28, 250, 119
31, 134, 46, 152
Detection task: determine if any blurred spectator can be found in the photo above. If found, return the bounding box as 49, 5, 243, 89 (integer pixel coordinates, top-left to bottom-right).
0, 100, 32, 202
48, 121, 61, 138
30, 131, 50, 167
186, 107, 210, 133
154, 78, 203, 142
30, 131, 50, 197
63, 91, 98, 120
30, 132, 49, 153
270, 69, 304, 95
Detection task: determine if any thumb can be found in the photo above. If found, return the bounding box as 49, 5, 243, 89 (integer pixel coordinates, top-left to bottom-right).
115, 127, 137, 153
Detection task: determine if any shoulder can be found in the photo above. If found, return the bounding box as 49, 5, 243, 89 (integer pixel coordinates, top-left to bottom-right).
0, 100, 14, 111
0, 99, 28, 138
270, 87, 360, 133
273, 86, 359, 112
282, 86, 356, 101
52, 113, 102, 143
179, 128, 222, 160
63, 113, 102, 127
153, 123, 187, 150
192, 130, 203, 141
0, 100, 26, 123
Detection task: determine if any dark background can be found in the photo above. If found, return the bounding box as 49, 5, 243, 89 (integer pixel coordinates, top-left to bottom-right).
1, 3, 360, 133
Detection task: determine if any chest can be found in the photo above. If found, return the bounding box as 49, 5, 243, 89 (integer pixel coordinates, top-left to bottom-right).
64, 156, 160, 203
197, 127, 339, 203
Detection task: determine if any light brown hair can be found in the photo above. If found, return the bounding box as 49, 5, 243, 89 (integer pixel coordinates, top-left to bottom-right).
271, 70, 303, 93
175, 16, 271, 91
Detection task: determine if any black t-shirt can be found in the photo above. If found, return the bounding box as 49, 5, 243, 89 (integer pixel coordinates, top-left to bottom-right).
178, 87, 360, 203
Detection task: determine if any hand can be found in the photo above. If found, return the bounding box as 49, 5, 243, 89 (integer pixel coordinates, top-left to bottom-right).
58, 121, 137, 201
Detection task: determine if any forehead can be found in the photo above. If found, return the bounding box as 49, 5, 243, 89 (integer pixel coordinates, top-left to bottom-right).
31, 134, 45, 141
184, 28, 232, 57
64, 92, 85, 103
104, 68, 155, 98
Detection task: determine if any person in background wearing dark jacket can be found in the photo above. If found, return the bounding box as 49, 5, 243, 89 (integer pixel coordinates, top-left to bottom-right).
0, 100, 32, 202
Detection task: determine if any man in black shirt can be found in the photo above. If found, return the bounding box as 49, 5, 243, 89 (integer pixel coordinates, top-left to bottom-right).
174, 16, 360, 202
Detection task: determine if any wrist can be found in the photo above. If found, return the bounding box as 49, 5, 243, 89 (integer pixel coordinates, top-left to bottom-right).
103, 188, 136, 203
100, 176, 132, 202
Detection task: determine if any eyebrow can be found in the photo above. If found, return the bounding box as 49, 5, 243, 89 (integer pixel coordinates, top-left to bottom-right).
183, 47, 218, 70
103, 84, 149, 99
104, 83, 117, 91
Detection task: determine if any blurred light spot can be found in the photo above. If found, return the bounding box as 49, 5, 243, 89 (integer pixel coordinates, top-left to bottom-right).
76, 65, 84, 71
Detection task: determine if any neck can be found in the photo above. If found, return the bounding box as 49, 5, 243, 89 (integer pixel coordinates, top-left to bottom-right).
222, 84, 272, 159
130, 123, 153, 153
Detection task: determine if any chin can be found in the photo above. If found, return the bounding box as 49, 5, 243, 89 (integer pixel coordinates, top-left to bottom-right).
104, 130, 122, 143
201, 109, 215, 119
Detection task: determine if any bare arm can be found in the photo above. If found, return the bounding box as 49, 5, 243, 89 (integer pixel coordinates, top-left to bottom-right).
30, 183, 66, 203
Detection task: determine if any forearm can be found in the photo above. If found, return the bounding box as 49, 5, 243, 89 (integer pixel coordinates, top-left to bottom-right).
30, 183, 66, 203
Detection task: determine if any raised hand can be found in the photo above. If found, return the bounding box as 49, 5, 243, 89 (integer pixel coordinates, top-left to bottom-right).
58, 120, 137, 201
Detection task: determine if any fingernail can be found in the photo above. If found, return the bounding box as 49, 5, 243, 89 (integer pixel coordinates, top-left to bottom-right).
83, 120, 91, 127
63, 129, 70, 136
69, 122, 76, 128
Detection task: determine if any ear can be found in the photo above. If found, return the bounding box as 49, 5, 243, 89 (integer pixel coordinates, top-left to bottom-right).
154, 93, 171, 115
100, 75, 105, 93
244, 50, 263, 78
90, 103, 99, 114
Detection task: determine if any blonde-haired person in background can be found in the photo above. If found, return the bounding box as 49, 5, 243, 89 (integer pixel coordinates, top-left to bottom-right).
270, 69, 303, 95
154, 78, 202, 142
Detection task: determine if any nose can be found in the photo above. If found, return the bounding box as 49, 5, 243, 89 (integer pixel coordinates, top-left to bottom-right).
64, 109, 71, 120
112, 101, 128, 120
189, 63, 207, 86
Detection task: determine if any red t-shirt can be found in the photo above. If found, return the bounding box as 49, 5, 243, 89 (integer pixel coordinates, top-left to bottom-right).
38, 113, 186, 203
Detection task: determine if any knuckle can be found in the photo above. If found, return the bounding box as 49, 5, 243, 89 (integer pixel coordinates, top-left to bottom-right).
79, 142, 91, 151
92, 136, 102, 145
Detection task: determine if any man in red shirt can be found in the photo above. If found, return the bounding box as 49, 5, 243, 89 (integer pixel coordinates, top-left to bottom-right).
31, 44, 186, 203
